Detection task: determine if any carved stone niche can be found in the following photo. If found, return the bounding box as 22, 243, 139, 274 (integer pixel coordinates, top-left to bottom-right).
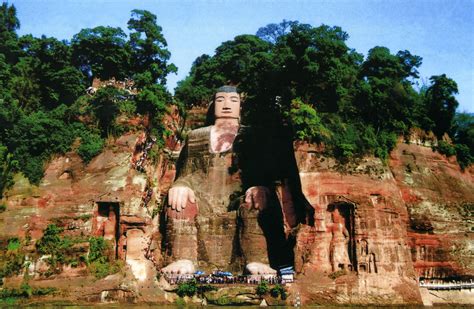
326, 201, 357, 272
92, 201, 121, 258
356, 238, 378, 274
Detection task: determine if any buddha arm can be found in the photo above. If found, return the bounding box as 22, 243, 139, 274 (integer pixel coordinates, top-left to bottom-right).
171, 138, 196, 190
172, 126, 212, 190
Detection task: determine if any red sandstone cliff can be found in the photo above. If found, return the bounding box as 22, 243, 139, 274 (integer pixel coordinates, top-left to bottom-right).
0, 127, 472, 305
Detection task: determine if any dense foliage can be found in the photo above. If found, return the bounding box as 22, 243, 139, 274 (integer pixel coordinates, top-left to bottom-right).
35, 224, 85, 272
0, 283, 56, 305
87, 236, 121, 279
0, 3, 471, 199
0, 3, 176, 195
0, 237, 25, 279
255, 280, 269, 296
175, 20, 472, 168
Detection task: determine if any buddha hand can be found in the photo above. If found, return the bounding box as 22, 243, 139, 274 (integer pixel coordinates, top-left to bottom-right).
244, 186, 271, 211
168, 186, 196, 212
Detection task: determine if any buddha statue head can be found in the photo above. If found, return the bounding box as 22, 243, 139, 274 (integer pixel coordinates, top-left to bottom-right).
206, 85, 241, 125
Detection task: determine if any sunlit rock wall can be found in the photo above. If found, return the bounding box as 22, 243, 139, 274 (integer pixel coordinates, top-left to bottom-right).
389, 141, 474, 280
292, 142, 422, 305
1, 132, 163, 287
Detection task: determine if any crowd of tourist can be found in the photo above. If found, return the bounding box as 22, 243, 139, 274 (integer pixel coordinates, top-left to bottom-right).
163, 272, 286, 285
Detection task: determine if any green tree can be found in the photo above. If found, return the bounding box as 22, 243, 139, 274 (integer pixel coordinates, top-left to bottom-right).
286, 98, 329, 142
127, 9, 177, 87
425, 74, 459, 137
271, 24, 361, 113
75, 126, 104, 163
452, 113, 474, 153
36, 224, 63, 256
256, 19, 299, 44
0, 2, 21, 63
135, 83, 171, 139
355, 46, 422, 132
450, 112, 474, 169
71, 26, 130, 80
8, 56, 42, 112
0, 143, 17, 198
176, 279, 198, 297
255, 280, 269, 296
5, 109, 76, 183
87, 236, 120, 279
174, 34, 272, 109
19, 35, 85, 109
92, 86, 121, 136
0, 53, 11, 92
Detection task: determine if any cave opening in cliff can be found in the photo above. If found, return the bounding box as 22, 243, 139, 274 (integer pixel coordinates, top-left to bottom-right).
327, 202, 357, 272
95, 202, 120, 258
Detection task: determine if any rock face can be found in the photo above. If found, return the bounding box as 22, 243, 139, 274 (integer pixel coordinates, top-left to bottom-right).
288, 140, 473, 305
389, 142, 474, 280
292, 142, 421, 305
0, 125, 472, 305
0, 131, 171, 302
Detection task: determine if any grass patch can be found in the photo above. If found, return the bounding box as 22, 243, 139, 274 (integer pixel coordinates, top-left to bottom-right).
0, 282, 57, 303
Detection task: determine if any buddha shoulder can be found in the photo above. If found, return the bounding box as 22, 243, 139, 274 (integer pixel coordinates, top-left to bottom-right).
185, 126, 212, 152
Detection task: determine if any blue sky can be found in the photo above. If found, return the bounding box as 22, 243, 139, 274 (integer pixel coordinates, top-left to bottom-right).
10, 0, 474, 112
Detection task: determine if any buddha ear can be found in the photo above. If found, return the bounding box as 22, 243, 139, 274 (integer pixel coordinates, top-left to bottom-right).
205, 102, 216, 125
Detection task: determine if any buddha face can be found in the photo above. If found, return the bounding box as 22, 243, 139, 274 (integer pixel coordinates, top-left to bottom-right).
214, 91, 240, 119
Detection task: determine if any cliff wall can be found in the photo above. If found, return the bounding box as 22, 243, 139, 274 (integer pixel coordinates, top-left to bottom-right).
0, 130, 472, 305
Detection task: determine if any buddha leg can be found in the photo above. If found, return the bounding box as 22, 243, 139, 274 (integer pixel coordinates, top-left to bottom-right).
239, 192, 294, 271
239, 205, 269, 266
165, 202, 199, 264
196, 211, 239, 272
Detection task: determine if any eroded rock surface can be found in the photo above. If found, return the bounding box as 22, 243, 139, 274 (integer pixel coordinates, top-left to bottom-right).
292, 142, 421, 305
0, 128, 472, 306
390, 142, 474, 280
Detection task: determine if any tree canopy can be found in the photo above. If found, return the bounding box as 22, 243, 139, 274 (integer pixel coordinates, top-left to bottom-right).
0, 3, 470, 198
0, 3, 176, 193
175, 20, 471, 168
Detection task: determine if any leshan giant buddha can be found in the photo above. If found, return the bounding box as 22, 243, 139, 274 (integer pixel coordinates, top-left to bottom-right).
162, 86, 313, 276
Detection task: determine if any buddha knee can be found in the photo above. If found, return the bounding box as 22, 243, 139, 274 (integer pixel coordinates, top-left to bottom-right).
166, 201, 198, 220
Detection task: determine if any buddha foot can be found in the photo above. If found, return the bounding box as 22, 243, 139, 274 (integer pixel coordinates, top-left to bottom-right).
245, 262, 277, 275
161, 259, 195, 275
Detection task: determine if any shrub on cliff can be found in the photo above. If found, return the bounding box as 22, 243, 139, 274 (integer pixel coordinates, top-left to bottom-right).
0, 237, 25, 278
35, 224, 85, 273
88, 258, 122, 279
176, 279, 198, 297
286, 98, 329, 143
436, 140, 457, 157
75, 127, 104, 163
255, 280, 269, 296
87, 236, 121, 279
35, 224, 64, 256
88, 236, 109, 263
0, 283, 56, 304
0, 143, 17, 198
270, 284, 287, 299
5, 109, 76, 184
454, 144, 473, 170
